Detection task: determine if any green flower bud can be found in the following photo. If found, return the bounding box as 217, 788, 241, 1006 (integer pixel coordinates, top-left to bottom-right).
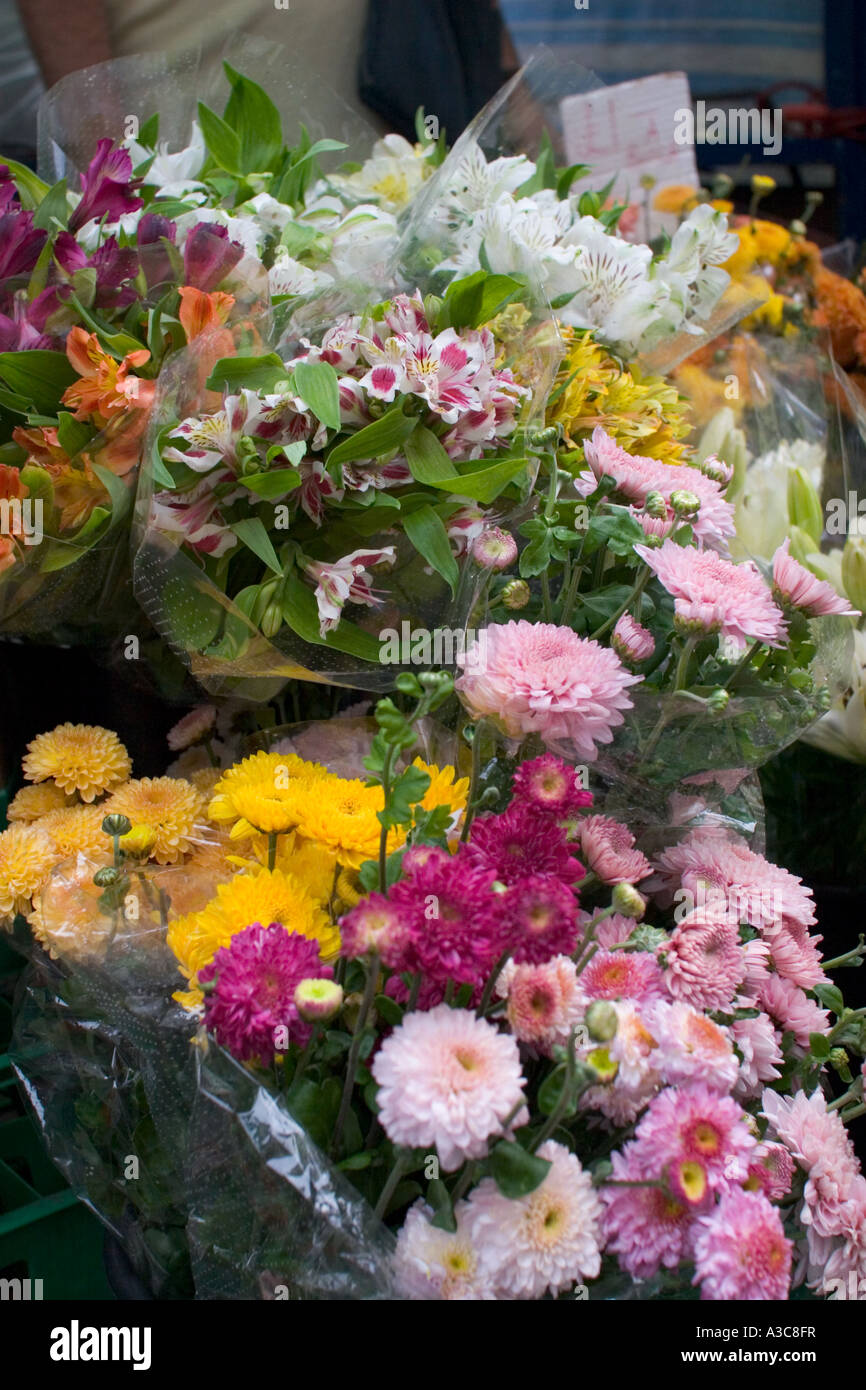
501, 578, 530, 610
842, 536, 866, 614
644, 490, 667, 519
670, 489, 700, 517
787, 467, 823, 546
294, 978, 344, 1023
586, 999, 618, 1042
706, 687, 730, 715
260, 603, 284, 638
93, 866, 122, 887
236, 436, 261, 476
102, 814, 132, 838
611, 882, 646, 920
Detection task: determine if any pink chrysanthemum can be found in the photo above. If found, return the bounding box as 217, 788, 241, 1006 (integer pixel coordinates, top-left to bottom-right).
465, 1140, 601, 1298
200, 921, 332, 1063
594, 913, 639, 950
772, 538, 860, 617
497, 955, 585, 1052
663, 913, 744, 1012
693, 1189, 792, 1300
511, 753, 593, 821
455, 620, 639, 759
612, 612, 655, 665
386, 850, 506, 987
653, 828, 816, 933
371, 1005, 527, 1171
748, 1142, 795, 1202
504, 873, 581, 964
646, 999, 739, 1092
339, 892, 412, 969
632, 1084, 757, 1207
758, 973, 829, 1049
394, 1200, 496, 1300
731, 1011, 783, 1101
580, 949, 664, 1004
763, 917, 826, 990
635, 540, 786, 649
761, 1088, 863, 1237
600, 1146, 692, 1279
577, 814, 651, 885
166, 703, 217, 751
466, 803, 584, 888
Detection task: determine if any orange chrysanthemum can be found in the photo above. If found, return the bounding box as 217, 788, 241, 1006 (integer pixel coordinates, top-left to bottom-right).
0, 822, 58, 919
23, 723, 131, 802
7, 782, 75, 823
104, 777, 203, 864
38, 804, 109, 860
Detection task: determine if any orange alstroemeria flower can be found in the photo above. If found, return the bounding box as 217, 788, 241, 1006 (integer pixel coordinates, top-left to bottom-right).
0, 463, 27, 501
0, 535, 18, 574
178, 287, 236, 343
62, 327, 157, 423
11, 425, 69, 470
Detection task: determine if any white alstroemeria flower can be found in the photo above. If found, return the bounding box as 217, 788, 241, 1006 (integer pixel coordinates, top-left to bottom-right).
75, 208, 144, 252
732, 439, 826, 561
127, 120, 207, 188
303, 546, 397, 635
444, 195, 576, 282
240, 192, 296, 236
325, 203, 400, 281
657, 203, 738, 320
805, 627, 866, 763
554, 218, 659, 354
268, 248, 334, 298
330, 133, 432, 213
441, 140, 534, 216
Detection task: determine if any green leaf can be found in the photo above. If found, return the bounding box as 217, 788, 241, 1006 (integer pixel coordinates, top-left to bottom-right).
32, 178, 69, 231
435, 456, 528, 505
813, 983, 844, 1015
204, 353, 287, 394
489, 1140, 552, 1200
286, 1076, 341, 1151
56, 411, 93, 458
91, 464, 132, 533
441, 270, 525, 330
279, 221, 321, 257
402, 503, 459, 596
403, 425, 458, 484
292, 359, 341, 431
584, 507, 647, 557
280, 572, 383, 661
0, 349, 77, 415
374, 994, 404, 1027
537, 1065, 578, 1118
240, 468, 301, 499
326, 406, 417, 469
149, 429, 176, 489
809, 1032, 832, 1060
137, 112, 160, 148
222, 63, 284, 174
197, 102, 243, 176
0, 156, 49, 209
230, 517, 284, 575
39, 509, 111, 571
427, 1179, 458, 1233
337, 1151, 373, 1172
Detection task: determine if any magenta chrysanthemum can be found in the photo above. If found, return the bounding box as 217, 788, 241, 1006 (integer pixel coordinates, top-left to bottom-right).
504, 873, 581, 963
636, 539, 786, 649
339, 892, 412, 969
663, 913, 744, 1011
465, 1140, 602, 1298
200, 921, 332, 1062
371, 1005, 527, 1171
467, 802, 585, 890
577, 814, 651, 885
581, 948, 664, 1004
387, 849, 505, 986
772, 538, 859, 617
600, 1147, 692, 1279
455, 620, 639, 758
692, 1189, 792, 1300
511, 753, 593, 820
497, 956, 585, 1052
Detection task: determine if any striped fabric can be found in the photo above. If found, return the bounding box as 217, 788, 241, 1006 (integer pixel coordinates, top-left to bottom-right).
500, 0, 825, 101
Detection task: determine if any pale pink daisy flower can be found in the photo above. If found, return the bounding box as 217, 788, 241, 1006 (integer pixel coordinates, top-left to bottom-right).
612, 612, 655, 664
663, 913, 743, 1012
758, 973, 829, 1049
600, 1146, 692, 1279
653, 828, 816, 933
731, 1011, 783, 1101
166, 704, 217, 751
455, 621, 639, 759
763, 918, 826, 990
646, 999, 739, 1092
581, 948, 664, 1004
371, 1005, 527, 1171
497, 955, 585, 1053
772, 538, 860, 617
635, 540, 786, 649
577, 814, 652, 884
693, 1189, 792, 1300
393, 1201, 496, 1300
632, 1084, 757, 1207
465, 1140, 602, 1298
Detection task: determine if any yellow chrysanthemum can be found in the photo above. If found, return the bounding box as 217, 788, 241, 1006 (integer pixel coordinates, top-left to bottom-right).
208, 751, 328, 839
37, 804, 109, 859
547, 330, 692, 462
6, 782, 75, 822
22, 723, 131, 802
232, 832, 341, 904
415, 759, 469, 819
166, 867, 339, 1008
653, 183, 699, 215
29, 855, 163, 964
287, 775, 401, 870
0, 823, 59, 920
104, 777, 203, 864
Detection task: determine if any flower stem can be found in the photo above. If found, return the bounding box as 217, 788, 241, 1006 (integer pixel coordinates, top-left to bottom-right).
589, 566, 651, 642
267, 832, 277, 872
459, 720, 485, 844
374, 1150, 409, 1221
378, 744, 396, 893
477, 950, 511, 1017
673, 634, 698, 692
331, 954, 379, 1158
558, 561, 584, 626
723, 638, 763, 690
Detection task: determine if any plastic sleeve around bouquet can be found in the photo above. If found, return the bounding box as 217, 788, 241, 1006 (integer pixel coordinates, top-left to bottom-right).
187, 1035, 397, 1300
244, 712, 460, 780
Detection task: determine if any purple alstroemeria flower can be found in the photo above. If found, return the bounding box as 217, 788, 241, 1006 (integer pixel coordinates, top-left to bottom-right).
0, 286, 62, 350
136, 212, 177, 290
68, 138, 143, 235
0, 206, 47, 283
183, 222, 243, 292
0, 165, 18, 215
53, 230, 139, 311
